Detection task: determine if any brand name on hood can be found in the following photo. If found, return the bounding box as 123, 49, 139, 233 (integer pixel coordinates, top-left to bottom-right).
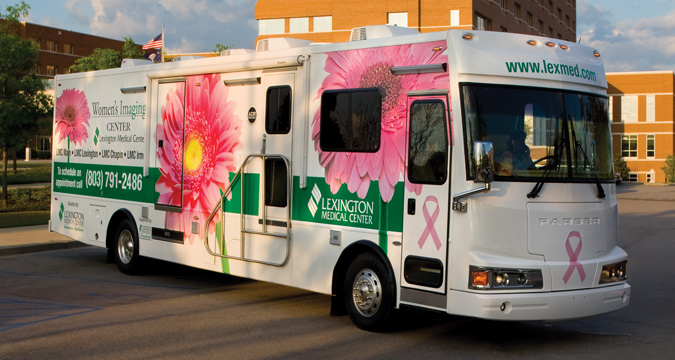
539, 217, 600, 226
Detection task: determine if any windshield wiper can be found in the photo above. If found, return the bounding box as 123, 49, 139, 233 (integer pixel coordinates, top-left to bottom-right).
527, 153, 561, 198
572, 139, 605, 199
528, 117, 567, 199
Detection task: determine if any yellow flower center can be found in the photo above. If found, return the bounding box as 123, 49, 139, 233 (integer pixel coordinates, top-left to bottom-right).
184, 139, 203, 171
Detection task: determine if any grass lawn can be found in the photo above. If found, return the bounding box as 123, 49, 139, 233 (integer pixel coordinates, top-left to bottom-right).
1, 163, 52, 227
2, 161, 51, 185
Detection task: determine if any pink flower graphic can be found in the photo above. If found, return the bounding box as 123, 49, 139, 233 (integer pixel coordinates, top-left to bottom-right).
54, 88, 91, 145
156, 74, 242, 243
312, 42, 449, 202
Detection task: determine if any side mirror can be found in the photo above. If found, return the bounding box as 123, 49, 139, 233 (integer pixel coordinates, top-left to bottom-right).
474, 141, 494, 183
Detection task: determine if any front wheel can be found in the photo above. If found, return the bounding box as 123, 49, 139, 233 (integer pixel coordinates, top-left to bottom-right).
113, 218, 141, 274
344, 253, 394, 331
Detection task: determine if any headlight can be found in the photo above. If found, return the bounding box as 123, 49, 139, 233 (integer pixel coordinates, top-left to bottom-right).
600, 260, 627, 284
469, 266, 543, 290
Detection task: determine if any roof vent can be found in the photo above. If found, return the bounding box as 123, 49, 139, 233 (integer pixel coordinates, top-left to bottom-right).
256, 37, 313, 52
221, 49, 256, 56
121, 58, 153, 68
172, 56, 205, 62
350, 25, 420, 41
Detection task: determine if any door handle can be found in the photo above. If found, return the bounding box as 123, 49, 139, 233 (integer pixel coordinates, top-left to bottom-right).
407, 198, 416, 215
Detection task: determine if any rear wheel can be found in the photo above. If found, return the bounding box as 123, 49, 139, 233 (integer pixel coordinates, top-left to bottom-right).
344, 252, 394, 331
113, 218, 141, 274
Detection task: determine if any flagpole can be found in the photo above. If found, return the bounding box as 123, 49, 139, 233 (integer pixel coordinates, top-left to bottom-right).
161, 24, 165, 63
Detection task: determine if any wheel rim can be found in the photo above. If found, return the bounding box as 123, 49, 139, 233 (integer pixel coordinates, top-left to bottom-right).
117, 229, 134, 265
351, 268, 382, 318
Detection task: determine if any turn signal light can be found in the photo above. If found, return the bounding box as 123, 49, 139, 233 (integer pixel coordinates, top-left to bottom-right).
469, 266, 543, 290
472, 270, 489, 287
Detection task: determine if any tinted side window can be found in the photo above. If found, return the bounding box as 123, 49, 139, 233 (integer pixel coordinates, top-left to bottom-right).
408, 100, 448, 184
266, 86, 291, 134
265, 158, 287, 207
320, 88, 381, 152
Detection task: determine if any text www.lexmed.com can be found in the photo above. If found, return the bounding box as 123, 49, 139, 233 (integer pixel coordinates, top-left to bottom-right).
505, 60, 597, 82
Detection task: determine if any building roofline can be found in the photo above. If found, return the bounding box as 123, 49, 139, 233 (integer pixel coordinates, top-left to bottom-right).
606, 70, 675, 76
20, 21, 128, 43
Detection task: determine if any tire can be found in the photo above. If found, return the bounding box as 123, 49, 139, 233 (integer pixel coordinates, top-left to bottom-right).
113, 218, 141, 274
344, 252, 395, 331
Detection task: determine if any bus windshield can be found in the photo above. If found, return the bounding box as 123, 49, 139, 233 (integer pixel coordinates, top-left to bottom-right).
462, 84, 614, 182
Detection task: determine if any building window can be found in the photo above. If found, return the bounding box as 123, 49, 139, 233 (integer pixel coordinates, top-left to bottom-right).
501, 26, 508, 32
290, 17, 309, 33
320, 88, 381, 152
558, 8, 562, 20
628, 173, 638, 182
501, 0, 507, 10
259, 19, 285, 35
622, 134, 638, 158
515, 3, 521, 19
387, 12, 408, 27
475, 13, 491, 31
621, 95, 638, 122
646, 95, 655, 122
46, 65, 56, 76
539, 20, 544, 33
450, 10, 460, 27
527, 12, 533, 27
566, 15, 570, 27
35, 64, 40, 74
314, 16, 332, 32
46, 40, 57, 52
647, 134, 655, 158
64, 43, 74, 55
608, 97, 613, 121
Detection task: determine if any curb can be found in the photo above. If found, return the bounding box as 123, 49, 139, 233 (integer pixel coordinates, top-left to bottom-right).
0, 241, 89, 257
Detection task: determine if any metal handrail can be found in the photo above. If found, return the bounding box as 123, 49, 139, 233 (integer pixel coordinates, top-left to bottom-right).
203, 154, 292, 267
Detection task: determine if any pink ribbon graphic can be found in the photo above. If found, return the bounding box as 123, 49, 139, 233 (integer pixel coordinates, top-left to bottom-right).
562, 231, 586, 284
418, 196, 442, 251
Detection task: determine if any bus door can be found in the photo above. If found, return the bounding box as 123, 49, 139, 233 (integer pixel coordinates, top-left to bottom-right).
401, 95, 451, 303
240, 72, 294, 266
153, 79, 187, 242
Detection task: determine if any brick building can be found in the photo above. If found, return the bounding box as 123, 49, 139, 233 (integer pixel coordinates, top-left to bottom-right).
254, 0, 577, 44
608, 72, 675, 183
14, 22, 128, 79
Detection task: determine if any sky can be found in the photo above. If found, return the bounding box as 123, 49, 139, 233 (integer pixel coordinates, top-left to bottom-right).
3, 0, 674, 72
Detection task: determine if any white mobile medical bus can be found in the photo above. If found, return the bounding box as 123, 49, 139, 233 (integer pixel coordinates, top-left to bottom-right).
51, 26, 630, 330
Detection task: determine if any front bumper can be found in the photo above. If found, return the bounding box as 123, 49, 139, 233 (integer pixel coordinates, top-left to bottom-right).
447, 282, 630, 321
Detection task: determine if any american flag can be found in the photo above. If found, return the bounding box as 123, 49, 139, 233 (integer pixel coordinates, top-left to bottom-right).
142, 33, 163, 50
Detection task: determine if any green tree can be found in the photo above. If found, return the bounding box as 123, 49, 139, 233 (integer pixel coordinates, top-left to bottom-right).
122, 36, 144, 59
0, 1, 51, 206
70, 47, 122, 72
613, 155, 630, 181
662, 155, 675, 183
213, 43, 234, 55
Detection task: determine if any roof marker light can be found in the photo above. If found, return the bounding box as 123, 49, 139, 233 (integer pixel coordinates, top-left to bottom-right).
546, 42, 555, 47
593, 50, 601, 58
527, 40, 537, 46
462, 34, 473, 40
560, 44, 569, 50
